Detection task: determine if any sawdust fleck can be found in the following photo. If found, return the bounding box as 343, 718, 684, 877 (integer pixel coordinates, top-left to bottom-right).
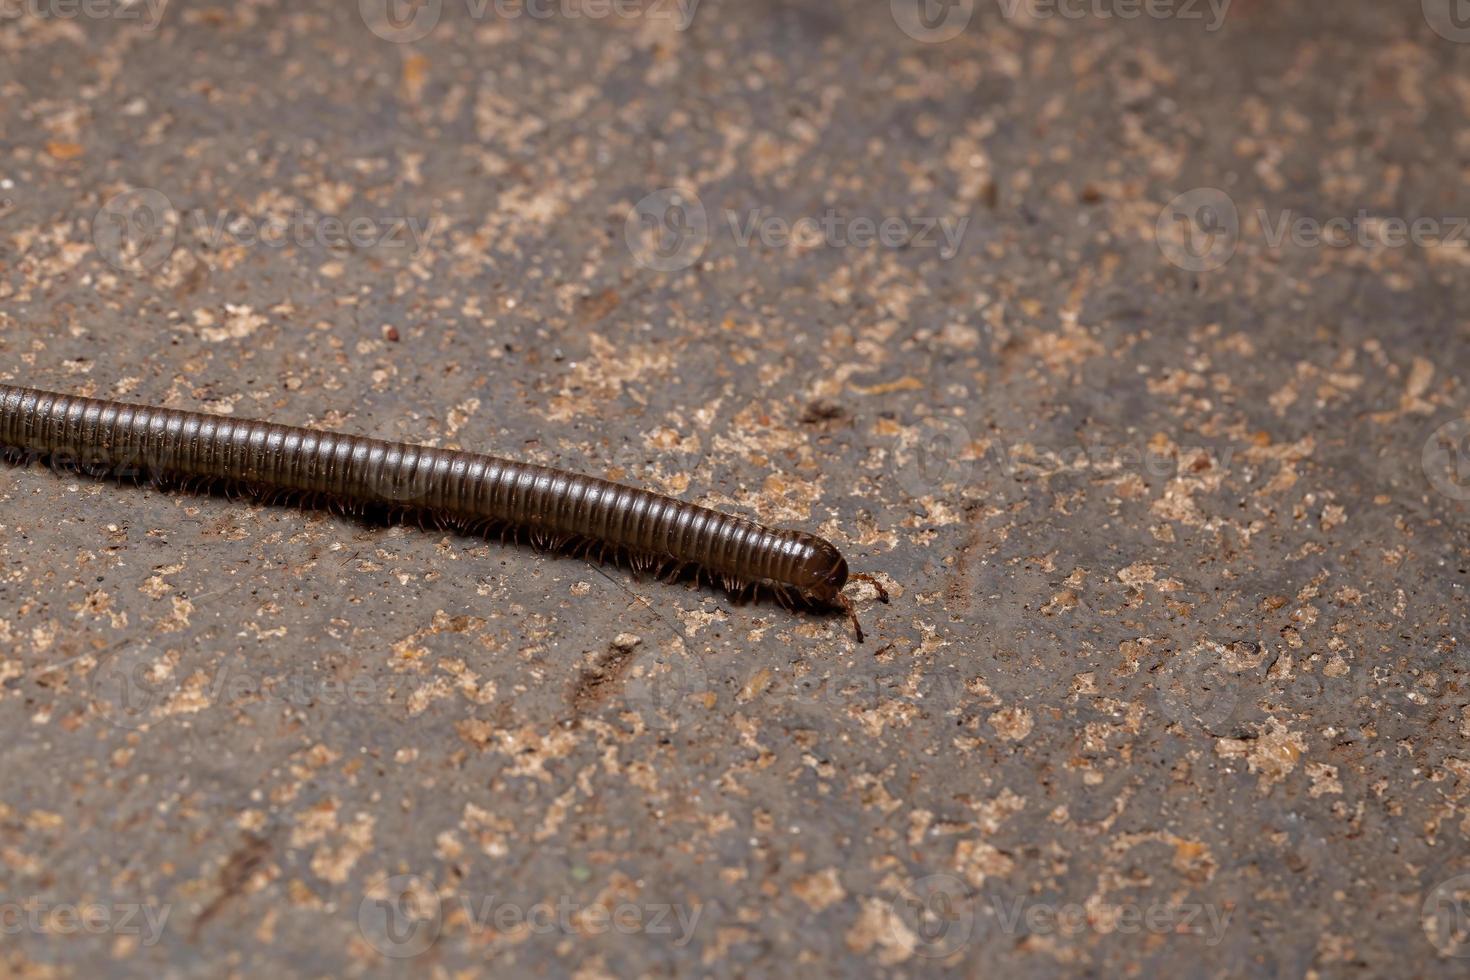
792, 868, 846, 912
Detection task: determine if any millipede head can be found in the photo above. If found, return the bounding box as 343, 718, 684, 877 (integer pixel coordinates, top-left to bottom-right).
794, 536, 850, 605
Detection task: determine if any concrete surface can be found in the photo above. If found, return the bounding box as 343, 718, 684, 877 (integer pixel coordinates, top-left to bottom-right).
1, 0, 1469, 976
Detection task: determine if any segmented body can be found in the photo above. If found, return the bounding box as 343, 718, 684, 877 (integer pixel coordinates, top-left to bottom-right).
0, 385, 854, 607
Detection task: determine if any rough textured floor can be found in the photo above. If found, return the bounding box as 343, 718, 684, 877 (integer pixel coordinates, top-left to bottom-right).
1, 0, 1468, 976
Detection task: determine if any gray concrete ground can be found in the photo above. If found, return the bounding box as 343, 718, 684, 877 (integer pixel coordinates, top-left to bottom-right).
1, 0, 1469, 975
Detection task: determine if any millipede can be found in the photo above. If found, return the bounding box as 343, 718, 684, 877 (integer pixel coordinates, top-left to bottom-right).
0, 384, 886, 639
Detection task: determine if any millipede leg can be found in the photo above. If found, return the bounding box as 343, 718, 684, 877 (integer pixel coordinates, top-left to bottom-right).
834, 593, 866, 644
848, 573, 891, 603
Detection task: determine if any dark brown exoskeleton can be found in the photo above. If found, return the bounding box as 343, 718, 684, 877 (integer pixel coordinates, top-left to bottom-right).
0, 384, 886, 638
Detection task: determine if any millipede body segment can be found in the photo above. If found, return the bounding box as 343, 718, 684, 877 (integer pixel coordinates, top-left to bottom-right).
0, 385, 880, 636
